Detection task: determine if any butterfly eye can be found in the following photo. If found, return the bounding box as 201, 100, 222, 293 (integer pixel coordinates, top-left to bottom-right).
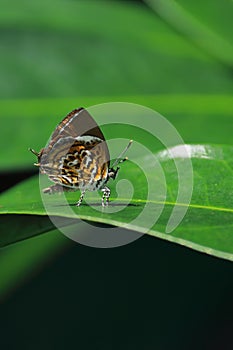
108, 167, 120, 180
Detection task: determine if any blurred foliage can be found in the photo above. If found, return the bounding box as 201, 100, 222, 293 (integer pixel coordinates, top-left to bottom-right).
0, 0, 232, 99
146, 0, 233, 67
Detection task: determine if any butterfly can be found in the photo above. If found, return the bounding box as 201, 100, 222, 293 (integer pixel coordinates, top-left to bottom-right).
30, 107, 132, 207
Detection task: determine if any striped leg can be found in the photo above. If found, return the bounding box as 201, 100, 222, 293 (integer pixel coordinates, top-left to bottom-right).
101, 186, 110, 207
76, 190, 86, 206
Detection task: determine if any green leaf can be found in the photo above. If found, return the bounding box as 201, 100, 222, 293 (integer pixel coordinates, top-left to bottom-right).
0, 214, 78, 247
1, 144, 233, 260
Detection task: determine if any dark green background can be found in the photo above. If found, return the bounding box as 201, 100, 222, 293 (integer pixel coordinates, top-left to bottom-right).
1, 1, 233, 349
3, 238, 233, 350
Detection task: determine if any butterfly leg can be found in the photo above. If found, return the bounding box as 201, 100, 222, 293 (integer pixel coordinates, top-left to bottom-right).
76, 190, 86, 207
101, 186, 110, 207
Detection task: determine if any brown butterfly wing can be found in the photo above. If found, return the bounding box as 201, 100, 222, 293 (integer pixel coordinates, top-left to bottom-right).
49, 108, 106, 146
39, 108, 110, 189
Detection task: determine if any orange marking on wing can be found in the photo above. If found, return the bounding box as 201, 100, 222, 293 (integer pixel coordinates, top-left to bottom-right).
102, 165, 108, 178
94, 163, 108, 182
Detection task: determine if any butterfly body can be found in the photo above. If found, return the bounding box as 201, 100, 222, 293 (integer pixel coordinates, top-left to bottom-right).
30, 108, 132, 206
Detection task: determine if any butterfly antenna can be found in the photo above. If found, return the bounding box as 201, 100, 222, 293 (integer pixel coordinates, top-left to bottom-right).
112, 140, 133, 168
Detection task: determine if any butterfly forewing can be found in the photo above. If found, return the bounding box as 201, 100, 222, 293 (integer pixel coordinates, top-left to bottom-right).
48, 108, 106, 145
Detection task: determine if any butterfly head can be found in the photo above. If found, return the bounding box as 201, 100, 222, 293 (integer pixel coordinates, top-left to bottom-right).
107, 166, 120, 181
107, 139, 133, 182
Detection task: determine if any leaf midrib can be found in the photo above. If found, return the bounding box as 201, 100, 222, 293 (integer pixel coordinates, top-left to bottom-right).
1, 198, 233, 216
